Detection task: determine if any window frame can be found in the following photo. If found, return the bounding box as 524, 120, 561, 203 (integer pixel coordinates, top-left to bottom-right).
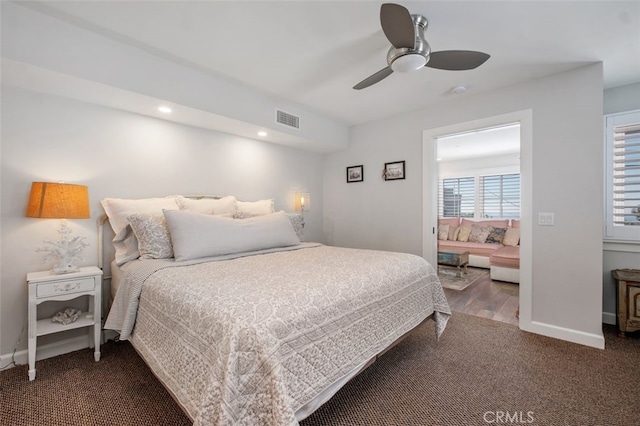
604, 109, 640, 242
438, 168, 520, 220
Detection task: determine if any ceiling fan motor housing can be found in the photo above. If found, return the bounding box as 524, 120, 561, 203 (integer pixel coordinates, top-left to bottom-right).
387, 14, 431, 72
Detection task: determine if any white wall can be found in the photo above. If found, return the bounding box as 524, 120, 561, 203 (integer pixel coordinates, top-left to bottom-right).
0, 85, 324, 358
602, 82, 640, 325
324, 64, 605, 348
1, 2, 349, 153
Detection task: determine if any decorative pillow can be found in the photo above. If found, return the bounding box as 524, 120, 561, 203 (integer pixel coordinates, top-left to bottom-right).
287, 213, 305, 241
438, 224, 450, 240
236, 199, 274, 217
164, 210, 300, 261
127, 213, 173, 259
468, 225, 492, 243
485, 227, 507, 244
447, 225, 460, 242
176, 195, 237, 215
503, 227, 521, 246
101, 196, 179, 264
457, 226, 472, 242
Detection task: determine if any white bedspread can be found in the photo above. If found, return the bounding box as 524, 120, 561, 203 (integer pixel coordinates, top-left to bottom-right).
105, 244, 450, 425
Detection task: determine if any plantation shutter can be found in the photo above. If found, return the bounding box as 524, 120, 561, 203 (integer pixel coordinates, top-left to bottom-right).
481, 174, 520, 219
440, 177, 475, 218
607, 110, 640, 240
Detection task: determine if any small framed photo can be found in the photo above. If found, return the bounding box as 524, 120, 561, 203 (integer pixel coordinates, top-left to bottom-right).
346, 165, 364, 183
383, 161, 405, 181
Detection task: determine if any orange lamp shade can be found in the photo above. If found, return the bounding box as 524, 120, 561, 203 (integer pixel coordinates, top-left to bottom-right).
26, 182, 90, 219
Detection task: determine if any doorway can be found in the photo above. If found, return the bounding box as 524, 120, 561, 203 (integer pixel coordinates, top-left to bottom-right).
436, 123, 520, 325
422, 110, 533, 329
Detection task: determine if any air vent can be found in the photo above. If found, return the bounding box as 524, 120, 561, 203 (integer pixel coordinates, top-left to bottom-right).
276, 110, 300, 129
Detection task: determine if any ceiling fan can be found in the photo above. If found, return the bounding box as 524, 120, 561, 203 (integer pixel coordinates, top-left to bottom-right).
353, 3, 490, 90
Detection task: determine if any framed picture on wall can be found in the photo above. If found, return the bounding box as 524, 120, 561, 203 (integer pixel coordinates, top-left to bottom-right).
346, 165, 364, 183
383, 160, 405, 181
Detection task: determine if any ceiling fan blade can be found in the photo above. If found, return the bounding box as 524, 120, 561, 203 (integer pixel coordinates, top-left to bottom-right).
353, 67, 394, 90
426, 50, 490, 71
380, 3, 415, 48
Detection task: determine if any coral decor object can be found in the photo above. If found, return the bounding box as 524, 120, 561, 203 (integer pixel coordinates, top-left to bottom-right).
52, 308, 82, 325
37, 220, 89, 274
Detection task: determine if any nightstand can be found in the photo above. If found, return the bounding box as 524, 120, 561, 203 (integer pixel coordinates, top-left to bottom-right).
27, 266, 103, 381
611, 269, 640, 337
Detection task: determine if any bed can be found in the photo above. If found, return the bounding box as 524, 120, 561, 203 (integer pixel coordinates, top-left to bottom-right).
100, 195, 451, 425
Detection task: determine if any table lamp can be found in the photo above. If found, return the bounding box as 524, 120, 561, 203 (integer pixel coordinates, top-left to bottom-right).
26, 182, 90, 274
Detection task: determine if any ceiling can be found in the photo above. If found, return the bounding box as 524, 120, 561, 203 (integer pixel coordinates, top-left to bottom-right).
17, 1, 640, 127
437, 123, 521, 162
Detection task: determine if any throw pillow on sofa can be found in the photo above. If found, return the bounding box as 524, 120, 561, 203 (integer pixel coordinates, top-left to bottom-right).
438, 224, 450, 240
486, 227, 507, 244
457, 225, 472, 242
447, 225, 460, 241
468, 225, 492, 243
503, 227, 520, 246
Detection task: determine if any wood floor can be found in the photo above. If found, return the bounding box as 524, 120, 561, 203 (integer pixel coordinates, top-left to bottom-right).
441, 266, 519, 326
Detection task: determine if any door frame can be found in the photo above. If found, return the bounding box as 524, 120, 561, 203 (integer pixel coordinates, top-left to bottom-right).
422, 110, 533, 329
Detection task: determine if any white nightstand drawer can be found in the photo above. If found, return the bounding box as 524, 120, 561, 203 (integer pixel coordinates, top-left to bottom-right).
36, 277, 95, 298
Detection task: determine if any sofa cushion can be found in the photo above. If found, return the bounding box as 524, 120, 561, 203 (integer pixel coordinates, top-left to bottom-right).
490, 246, 520, 269
438, 240, 503, 257
439, 217, 460, 228
461, 218, 509, 229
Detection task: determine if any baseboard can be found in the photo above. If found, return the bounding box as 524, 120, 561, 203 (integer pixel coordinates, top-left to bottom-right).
602, 311, 616, 325
0, 330, 119, 371
520, 320, 605, 349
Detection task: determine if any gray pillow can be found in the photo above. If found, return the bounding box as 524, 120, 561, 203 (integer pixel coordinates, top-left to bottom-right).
164, 210, 300, 261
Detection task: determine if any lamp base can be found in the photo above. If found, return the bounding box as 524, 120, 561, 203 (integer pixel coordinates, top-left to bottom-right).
51, 263, 81, 274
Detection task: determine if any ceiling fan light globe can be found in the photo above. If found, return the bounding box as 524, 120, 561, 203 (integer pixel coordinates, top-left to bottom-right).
391, 54, 427, 72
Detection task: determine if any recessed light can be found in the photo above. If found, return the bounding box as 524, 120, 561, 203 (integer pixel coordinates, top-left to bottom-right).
257, 131, 267, 137
451, 84, 468, 95
158, 106, 172, 113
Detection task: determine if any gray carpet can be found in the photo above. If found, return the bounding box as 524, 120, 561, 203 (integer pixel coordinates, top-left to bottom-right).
0, 313, 637, 425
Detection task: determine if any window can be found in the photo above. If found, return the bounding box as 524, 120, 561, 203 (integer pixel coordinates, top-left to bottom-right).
439, 174, 520, 219
480, 173, 520, 219
440, 177, 475, 218
605, 110, 640, 241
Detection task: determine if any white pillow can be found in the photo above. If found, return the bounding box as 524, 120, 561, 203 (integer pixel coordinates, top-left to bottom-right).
236, 199, 274, 217
176, 195, 237, 215
101, 196, 179, 234
164, 210, 300, 261
101, 196, 179, 264
112, 225, 140, 266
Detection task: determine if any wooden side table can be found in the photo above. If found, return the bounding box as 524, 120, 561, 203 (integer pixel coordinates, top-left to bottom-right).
611, 269, 640, 337
438, 250, 470, 278
27, 266, 103, 380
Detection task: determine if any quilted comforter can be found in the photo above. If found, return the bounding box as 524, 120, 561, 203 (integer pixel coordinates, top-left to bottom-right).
105, 244, 450, 425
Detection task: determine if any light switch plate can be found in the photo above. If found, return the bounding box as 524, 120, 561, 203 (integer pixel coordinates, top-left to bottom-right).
538, 212, 554, 226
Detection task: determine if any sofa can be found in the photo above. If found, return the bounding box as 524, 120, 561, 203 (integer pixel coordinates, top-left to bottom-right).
437, 218, 520, 284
